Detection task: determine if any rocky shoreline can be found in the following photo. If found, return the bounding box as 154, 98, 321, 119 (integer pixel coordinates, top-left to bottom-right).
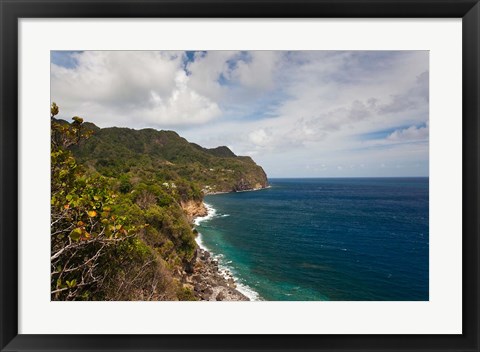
182, 247, 249, 301
204, 184, 271, 196
179, 187, 274, 301
180, 199, 251, 301
181, 200, 209, 222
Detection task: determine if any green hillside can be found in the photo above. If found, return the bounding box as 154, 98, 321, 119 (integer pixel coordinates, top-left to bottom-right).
72, 125, 269, 194
50, 110, 268, 301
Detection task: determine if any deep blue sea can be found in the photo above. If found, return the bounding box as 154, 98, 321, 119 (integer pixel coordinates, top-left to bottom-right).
195, 178, 429, 301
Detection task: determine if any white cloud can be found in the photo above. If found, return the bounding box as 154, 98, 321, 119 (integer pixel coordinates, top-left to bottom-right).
185, 51, 239, 101
387, 124, 429, 142
52, 50, 429, 177
230, 51, 281, 91
52, 51, 221, 127
248, 128, 273, 148
53, 51, 180, 105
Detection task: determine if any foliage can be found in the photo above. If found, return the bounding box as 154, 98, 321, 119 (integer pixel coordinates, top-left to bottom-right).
51, 104, 267, 301
51, 113, 93, 150
52, 105, 204, 300
118, 175, 133, 194
177, 286, 197, 301
71, 124, 268, 194
51, 102, 59, 118
51, 110, 137, 299
50, 161, 136, 300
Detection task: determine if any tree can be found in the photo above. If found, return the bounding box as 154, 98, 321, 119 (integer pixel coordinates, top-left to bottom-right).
50, 108, 178, 300
51, 102, 59, 118
51, 110, 136, 300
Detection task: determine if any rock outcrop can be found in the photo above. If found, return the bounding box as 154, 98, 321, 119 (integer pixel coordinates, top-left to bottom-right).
181, 200, 208, 222
183, 248, 249, 301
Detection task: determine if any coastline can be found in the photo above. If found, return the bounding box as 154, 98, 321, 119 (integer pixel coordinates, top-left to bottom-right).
205, 185, 271, 196
186, 201, 260, 301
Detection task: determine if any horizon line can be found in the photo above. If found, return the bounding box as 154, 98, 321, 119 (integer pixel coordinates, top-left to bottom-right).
267, 176, 429, 179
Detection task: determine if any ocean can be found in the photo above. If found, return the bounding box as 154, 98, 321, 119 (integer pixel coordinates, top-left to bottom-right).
195, 178, 429, 301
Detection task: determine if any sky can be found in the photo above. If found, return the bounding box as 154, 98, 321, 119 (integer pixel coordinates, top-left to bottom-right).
51, 50, 429, 177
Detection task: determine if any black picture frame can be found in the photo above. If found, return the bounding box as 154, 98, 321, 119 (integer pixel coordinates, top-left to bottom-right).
1, 0, 478, 351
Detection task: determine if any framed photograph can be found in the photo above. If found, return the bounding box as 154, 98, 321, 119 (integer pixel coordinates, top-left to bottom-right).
1, 0, 478, 351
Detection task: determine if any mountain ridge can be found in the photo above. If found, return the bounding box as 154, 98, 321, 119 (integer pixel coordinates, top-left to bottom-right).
68, 120, 269, 194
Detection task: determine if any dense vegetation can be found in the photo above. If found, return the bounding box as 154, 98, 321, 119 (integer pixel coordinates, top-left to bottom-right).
50, 103, 268, 300
72, 124, 269, 194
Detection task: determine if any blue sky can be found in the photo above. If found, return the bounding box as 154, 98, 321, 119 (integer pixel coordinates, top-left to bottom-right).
51, 50, 429, 177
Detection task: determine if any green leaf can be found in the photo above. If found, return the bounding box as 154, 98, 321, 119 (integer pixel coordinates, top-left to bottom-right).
69, 228, 82, 241
72, 116, 84, 124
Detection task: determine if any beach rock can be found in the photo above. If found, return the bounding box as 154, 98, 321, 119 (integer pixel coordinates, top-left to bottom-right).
184, 250, 197, 274
200, 292, 211, 300
182, 243, 250, 301
216, 291, 225, 301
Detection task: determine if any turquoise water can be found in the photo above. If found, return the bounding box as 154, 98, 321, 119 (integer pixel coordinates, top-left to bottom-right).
196, 178, 429, 301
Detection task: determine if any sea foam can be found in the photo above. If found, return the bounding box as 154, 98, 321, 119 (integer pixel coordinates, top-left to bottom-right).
193, 203, 216, 226
193, 202, 261, 301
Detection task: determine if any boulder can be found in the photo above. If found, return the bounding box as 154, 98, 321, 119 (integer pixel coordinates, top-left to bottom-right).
216, 291, 225, 301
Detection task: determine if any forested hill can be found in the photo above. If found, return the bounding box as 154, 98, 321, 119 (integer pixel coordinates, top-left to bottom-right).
70, 123, 269, 194
51, 113, 268, 301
